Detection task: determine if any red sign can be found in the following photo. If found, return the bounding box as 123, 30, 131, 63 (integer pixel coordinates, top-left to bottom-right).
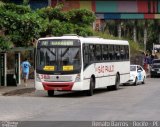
96, 65, 114, 74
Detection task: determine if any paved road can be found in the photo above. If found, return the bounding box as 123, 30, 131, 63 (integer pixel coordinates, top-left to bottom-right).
0, 78, 160, 122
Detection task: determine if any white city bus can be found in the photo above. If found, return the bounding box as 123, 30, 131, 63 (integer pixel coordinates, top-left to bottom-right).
35, 35, 130, 96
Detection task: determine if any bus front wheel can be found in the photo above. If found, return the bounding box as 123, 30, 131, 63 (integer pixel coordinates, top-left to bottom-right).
86, 78, 95, 96
48, 90, 54, 97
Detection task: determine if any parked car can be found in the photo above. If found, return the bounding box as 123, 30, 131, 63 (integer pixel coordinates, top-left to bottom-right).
127, 65, 146, 85
150, 59, 160, 78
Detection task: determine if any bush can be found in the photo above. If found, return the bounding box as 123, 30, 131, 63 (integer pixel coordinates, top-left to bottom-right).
0, 36, 13, 51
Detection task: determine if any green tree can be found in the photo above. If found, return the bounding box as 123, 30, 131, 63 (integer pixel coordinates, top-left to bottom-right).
0, 36, 13, 51
0, 3, 42, 47
23, 0, 29, 6
0, 3, 96, 49
37, 6, 95, 37
67, 9, 96, 26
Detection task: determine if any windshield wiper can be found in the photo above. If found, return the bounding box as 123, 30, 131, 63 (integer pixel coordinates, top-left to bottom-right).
47, 47, 56, 56
61, 47, 69, 57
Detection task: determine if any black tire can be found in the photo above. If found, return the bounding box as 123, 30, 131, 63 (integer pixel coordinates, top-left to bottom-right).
134, 77, 138, 86
112, 74, 120, 90
86, 78, 95, 96
123, 83, 126, 86
150, 75, 154, 78
142, 77, 145, 84
48, 90, 54, 97
107, 86, 112, 91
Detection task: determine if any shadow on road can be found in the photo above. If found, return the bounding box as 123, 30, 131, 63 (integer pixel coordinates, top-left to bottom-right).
49, 87, 124, 98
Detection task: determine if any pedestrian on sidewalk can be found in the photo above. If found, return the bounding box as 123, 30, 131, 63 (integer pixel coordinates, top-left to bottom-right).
21, 58, 31, 87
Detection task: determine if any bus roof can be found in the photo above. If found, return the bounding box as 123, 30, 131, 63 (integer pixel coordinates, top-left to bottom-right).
38, 35, 129, 45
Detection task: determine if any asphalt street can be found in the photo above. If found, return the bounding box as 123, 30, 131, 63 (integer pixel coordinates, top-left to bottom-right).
0, 78, 160, 122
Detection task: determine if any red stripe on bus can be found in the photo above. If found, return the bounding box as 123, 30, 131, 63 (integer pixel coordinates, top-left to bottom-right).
42, 82, 74, 91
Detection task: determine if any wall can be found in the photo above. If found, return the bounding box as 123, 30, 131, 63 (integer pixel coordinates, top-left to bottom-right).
51, 0, 160, 19
11, 0, 48, 10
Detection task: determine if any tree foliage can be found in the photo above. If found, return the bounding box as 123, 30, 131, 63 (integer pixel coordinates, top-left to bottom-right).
2, 3, 31, 14
67, 9, 96, 26
0, 3, 95, 50
0, 6, 42, 47
104, 20, 160, 52
36, 6, 96, 37
0, 36, 13, 51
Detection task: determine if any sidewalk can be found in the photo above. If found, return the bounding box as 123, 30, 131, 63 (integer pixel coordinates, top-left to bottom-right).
0, 79, 35, 96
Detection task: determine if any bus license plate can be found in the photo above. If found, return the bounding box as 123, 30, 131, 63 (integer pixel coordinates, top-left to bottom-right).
54, 87, 62, 90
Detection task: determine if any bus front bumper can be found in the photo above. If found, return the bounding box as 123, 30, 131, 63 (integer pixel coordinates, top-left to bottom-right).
42, 82, 74, 91
35, 81, 85, 91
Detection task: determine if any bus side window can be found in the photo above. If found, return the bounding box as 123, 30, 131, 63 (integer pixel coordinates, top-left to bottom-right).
102, 45, 109, 60
83, 44, 89, 68
89, 45, 96, 62
96, 45, 102, 61
120, 46, 125, 60
115, 45, 120, 60
124, 45, 129, 60
109, 45, 114, 60
126, 46, 129, 59
113, 45, 116, 60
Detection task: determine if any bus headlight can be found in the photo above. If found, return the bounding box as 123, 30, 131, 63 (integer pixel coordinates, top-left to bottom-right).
75, 74, 81, 82
36, 74, 41, 82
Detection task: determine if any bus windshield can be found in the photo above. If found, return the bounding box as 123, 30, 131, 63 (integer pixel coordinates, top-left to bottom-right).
36, 39, 81, 74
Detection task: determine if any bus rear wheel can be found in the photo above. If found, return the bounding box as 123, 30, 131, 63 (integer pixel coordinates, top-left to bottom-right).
112, 74, 120, 90
48, 90, 54, 97
86, 78, 95, 96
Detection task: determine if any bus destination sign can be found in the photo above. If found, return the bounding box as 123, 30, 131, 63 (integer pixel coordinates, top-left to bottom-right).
39, 40, 80, 46
50, 41, 73, 46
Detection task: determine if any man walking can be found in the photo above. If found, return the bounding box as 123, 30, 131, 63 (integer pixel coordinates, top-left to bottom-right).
21, 58, 31, 87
